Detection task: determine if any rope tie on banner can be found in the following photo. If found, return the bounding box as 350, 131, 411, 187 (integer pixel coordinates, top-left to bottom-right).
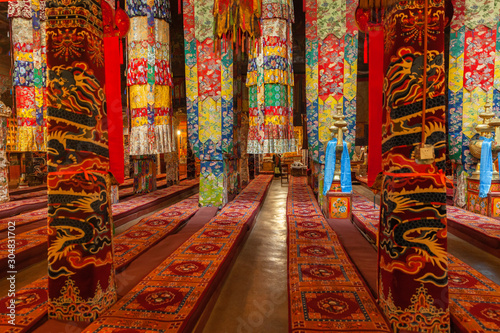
50, 168, 108, 182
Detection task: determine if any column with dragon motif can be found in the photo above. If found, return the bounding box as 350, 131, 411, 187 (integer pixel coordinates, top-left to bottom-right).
378, 0, 449, 331
45, 0, 117, 320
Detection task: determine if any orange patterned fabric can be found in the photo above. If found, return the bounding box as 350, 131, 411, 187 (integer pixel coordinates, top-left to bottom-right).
287, 177, 390, 332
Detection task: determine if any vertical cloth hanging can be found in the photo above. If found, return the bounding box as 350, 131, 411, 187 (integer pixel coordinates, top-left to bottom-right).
246, 0, 296, 154
9, 0, 47, 152
126, 0, 174, 155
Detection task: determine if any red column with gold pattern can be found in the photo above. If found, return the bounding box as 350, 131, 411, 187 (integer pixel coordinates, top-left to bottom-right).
46, 0, 116, 321
378, 0, 449, 331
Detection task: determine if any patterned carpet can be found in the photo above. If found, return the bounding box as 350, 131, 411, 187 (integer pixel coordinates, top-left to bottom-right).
351, 194, 500, 332
8, 190, 47, 201
0, 198, 47, 220
287, 177, 390, 332
82, 175, 274, 333
0, 177, 190, 234
447, 206, 500, 250
0, 180, 199, 274
0, 194, 201, 333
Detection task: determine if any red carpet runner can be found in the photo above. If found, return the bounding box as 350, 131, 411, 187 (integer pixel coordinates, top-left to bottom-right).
82, 175, 273, 333
287, 177, 390, 332
0, 194, 201, 333
351, 193, 500, 332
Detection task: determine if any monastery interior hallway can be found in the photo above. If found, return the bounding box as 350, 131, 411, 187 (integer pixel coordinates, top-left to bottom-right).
201, 179, 289, 333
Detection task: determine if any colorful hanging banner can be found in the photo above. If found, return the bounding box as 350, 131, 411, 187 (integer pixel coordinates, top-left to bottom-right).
184, 0, 234, 207
9, 0, 47, 152
126, 0, 174, 156
246, 0, 296, 154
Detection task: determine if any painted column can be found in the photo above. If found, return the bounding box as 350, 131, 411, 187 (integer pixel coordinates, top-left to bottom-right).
378, 1, 449, 331
305, 0, 358, 206
126, 0, 175, 193
184, 0, 233, 207
447, 0, 499, 207
0, 103, 11, 203
46, 0, 116, 320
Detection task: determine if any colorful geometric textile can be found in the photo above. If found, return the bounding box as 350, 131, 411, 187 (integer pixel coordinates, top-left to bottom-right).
132, 156, 157, 194
9, 0, 47, 152
213, 0, 261, 49
45, 0, 116, 320
184, 0, 234, 207
305, 0, 358, 166
0, 195, 200, 333
82, 175, 273, 333
127, 0, 174, 155
447, 0, 500, 205
165, 151, 179, 185
246, 0, 296, 154
379, 1, 449, 331
287, 177, 390, 332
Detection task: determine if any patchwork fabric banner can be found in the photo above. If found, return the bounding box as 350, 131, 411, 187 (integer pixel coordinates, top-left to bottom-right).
9, 0, 47, 152
133, 156, 158, 194
380, 1, 449, 331
305, 0, 358, 165
184, 0, 234, 207
305, 0, 358, 205
165, 151, 179, 185
448, 0, 500, 206
46, 0, 116, 320
126, 0, 174, 156
246, 0, 296, 154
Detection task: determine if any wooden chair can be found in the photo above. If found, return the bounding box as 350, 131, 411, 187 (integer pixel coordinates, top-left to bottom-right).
281, 163, 289, 186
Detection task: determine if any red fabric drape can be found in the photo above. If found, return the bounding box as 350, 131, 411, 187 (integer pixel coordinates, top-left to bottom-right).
367, 26, 383, 187
104, 36, 125, 183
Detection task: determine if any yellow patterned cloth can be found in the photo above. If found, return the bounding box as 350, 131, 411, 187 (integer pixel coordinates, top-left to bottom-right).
127, 6, 174, 156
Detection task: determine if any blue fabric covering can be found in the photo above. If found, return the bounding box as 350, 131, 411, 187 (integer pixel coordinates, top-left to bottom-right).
479, 137, 493, 198
323, 139, 352, 195
341, 141, 352, 193
323, 138, 337, 196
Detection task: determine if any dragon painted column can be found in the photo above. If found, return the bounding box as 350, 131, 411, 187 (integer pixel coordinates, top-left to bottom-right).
378, 0, 449, 331
184, 0, 234, 207
46, 0, 117, 320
